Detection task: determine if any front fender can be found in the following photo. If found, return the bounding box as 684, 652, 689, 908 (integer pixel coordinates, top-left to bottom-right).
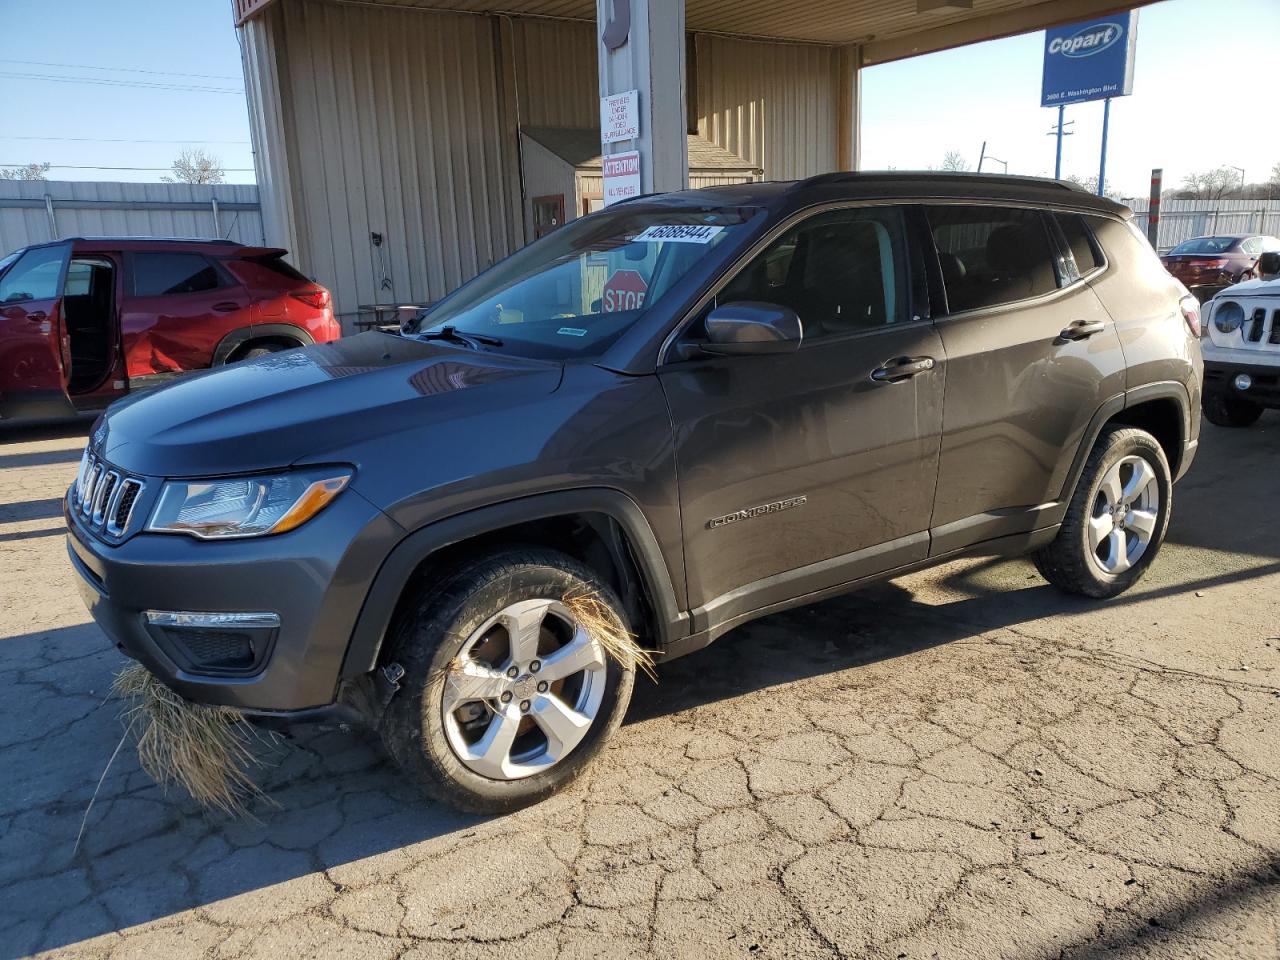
339, 487, 688, 680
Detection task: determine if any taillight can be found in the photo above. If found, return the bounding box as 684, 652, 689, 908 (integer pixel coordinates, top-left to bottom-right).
1179, 294, 1202, 337
1201, 259, 1228, 269
290, 286, 330, 310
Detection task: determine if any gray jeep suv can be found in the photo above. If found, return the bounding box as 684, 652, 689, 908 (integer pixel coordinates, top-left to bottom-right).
65, 173, 1203, 812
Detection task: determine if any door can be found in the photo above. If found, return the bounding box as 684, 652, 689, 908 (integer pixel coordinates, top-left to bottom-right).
122, 251, 250, 385
660, 205, 945, 629
0, 242, 73, 420
924, 204, 1128, 554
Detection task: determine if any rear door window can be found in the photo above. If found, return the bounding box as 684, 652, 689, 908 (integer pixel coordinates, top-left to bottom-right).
1054, 213, 1105, 282
132, 253, 224, 296
926, 206, 1060, 313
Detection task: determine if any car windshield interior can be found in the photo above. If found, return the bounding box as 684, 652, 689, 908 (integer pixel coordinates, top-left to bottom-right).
1169, 237, 1238, 255
407, 207, 759, 359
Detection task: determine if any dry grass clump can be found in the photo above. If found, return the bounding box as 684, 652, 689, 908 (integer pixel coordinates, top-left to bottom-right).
563, 589, 657, 680
111, 663, 271, 816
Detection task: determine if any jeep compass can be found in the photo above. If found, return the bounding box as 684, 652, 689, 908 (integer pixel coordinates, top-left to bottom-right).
65, 173, 1202, 813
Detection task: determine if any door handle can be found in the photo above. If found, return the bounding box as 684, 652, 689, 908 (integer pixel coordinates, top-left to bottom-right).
1059, 319, 1106, 341
871, 355, 936, 383
212, 301, 241, 313
26, 310, 47, 323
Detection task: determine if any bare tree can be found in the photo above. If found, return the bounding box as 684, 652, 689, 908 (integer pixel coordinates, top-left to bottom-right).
0, 162, 51, 181
162, 149, 225, 185
939, 150, 969, 172
1271, 161, 1280, 186
1066, 174, 1118, 198
1178, 166, 1242, 201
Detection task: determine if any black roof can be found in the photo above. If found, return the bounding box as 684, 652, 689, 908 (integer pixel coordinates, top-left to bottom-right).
631, 171, 1129, 218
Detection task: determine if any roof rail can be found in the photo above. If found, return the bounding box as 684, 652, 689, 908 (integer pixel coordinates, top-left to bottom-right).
795, 170, 1089, 194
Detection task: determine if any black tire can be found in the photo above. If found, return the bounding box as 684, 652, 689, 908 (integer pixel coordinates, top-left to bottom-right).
379, 549, 635, 814
1202, 391, 1264, 428
1034, 426, 1172, 599
230, 342, 284, 363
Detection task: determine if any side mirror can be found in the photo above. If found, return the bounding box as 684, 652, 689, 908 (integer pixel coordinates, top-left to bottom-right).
702, 301, 803, 356
1257, 251, 1280, 277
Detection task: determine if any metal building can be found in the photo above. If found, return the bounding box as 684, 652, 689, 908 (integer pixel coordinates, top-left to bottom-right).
234, 0, 1147, 327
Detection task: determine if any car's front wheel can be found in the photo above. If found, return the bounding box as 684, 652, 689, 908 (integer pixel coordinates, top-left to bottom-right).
1035, 426, 1172, 599
379, 549, 635, 814
1203, 391, 1264, 428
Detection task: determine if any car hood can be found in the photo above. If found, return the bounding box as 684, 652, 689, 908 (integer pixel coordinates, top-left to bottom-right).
1210, 277, 1280, 299
94, 333, 563, 478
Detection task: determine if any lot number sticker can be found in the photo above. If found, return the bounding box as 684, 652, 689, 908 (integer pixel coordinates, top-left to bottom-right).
632, 224, 724, 244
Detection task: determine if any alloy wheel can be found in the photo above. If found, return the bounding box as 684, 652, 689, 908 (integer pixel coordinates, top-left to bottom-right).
1088, 455, 1160, 575
441, 599, 607, 780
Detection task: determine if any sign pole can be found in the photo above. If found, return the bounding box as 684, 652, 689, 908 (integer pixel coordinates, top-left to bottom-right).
1097, 98, 1111, 197
1147, 168, 1162, 248
1054, 105, 1064, 180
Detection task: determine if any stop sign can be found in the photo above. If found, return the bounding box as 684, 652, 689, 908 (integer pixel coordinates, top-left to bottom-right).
601, 269, 648, 313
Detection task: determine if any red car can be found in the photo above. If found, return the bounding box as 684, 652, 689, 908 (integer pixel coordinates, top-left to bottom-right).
1160, 233, 1280, 299
0, 238, 338, 425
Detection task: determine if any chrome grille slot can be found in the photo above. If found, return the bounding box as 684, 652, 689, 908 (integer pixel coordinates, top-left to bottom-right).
1246, 307, 1268, 343
92, 472, 118, 526
1269, 309, 1280, 345
107, 480, 143, 537
80, 463, 103, 516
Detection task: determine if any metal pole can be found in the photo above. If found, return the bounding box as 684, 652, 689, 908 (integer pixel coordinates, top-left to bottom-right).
44, 194, 57, 238
1097, 98, 1111, 197
1054, 104, 1064, 180
211, 197, 221, 238
977, 140, 986, 173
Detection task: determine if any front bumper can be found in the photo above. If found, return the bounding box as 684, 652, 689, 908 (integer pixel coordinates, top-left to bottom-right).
1202, 350, 1280, 408
65, 484, 404, 713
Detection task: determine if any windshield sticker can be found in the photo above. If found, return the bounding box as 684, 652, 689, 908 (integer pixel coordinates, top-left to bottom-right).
632, 224, 724, 244
557, 326, 589, 337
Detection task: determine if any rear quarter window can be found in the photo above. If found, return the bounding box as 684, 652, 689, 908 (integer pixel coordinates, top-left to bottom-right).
132, 253, 224, 296
223, 254, 310, 289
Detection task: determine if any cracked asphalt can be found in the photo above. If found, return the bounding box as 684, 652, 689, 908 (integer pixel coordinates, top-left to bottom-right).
1, 415, 1278, 960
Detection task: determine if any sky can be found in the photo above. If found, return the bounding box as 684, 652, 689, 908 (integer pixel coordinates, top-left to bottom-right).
0, 0, 1277, 199
861, 0, 1280, 199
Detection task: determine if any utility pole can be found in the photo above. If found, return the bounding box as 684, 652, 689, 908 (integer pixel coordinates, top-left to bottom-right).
1097, 98, 1111, 197
1047, 105, 1073, 180
977, 141, 986, 172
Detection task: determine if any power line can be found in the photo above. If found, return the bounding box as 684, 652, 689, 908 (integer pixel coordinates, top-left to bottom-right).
0, 58, 242, 82
0, 72, 243, 95
1, 163, 256, 172
0, 135, 250, 145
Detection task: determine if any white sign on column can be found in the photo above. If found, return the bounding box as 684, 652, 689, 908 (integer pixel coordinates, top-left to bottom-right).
602, 150, 642, 205
601, 89, 639, 144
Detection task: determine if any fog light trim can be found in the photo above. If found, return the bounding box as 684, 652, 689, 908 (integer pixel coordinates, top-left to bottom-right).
144, 611, 281, 629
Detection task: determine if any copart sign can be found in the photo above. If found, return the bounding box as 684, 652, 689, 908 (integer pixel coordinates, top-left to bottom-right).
1040, 11, 1137, 107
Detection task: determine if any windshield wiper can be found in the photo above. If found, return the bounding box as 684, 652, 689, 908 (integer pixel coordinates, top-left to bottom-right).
417, 325, 504, 349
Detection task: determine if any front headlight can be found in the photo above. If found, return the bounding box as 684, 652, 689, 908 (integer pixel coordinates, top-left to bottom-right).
1213, 300, 1245, 333
147, 468, 352, 539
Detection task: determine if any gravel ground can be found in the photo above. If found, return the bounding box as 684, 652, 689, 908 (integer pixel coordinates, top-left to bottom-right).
1, 414, 1277, 960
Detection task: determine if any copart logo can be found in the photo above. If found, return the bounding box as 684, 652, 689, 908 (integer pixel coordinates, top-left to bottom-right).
1048, 22, 1122, 59
708, 496, 808, 530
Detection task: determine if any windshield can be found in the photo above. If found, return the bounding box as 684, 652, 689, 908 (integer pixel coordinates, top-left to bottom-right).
1169, 236, 1238, 255
407, 206, 759, 359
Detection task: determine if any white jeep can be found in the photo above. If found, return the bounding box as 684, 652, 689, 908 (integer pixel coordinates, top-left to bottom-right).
1201, 250, 1280, 427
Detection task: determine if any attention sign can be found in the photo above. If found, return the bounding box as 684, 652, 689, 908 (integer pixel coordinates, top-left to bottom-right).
602, 150, 642, 206
1041, 12, 1138, 107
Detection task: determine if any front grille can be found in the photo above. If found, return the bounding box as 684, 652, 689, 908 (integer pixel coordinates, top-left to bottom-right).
72, 451, 144, 538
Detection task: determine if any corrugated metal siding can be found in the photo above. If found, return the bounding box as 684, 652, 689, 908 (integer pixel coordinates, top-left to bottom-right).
0, 180, 264, 258
272, 0, 523, 325
695, 34, 838, 182
1125, 198, 1280, 253
511, 17, 598, 128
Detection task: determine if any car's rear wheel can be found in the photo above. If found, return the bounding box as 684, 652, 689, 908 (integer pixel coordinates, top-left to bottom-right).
1034, 426, 1171, 599
229, 342, 286, 363
379, 549, 635, 814
1203, 391, 1264, 428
